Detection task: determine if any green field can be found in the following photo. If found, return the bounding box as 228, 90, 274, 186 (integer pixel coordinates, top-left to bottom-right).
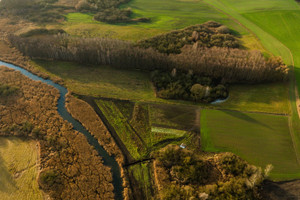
213, 83, 291, 114
201, 109, 300, 180
31, 60, 291, 114
32, 60, 155, 101
0, 137, 43, 200
202, 0, 300, 180
50, 0, 265, 46
96, 99, 195, 159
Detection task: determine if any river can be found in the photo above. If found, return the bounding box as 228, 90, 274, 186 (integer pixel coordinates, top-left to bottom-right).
0, 60, 123, 200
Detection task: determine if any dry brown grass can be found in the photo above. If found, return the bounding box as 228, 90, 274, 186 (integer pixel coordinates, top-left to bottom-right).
0, 67, 116, 199
66, 94, 132, 199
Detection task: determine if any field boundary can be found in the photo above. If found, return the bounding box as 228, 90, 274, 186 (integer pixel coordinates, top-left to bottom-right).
288, 117, 300, 166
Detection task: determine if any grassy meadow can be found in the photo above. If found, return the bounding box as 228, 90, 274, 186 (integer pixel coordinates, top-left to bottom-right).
201, 109, 300, 180
202, 0, 300, 180
0, 137, 43, 200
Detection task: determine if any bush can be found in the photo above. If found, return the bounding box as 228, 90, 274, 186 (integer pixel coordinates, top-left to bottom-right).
0, 84, 18, 96
39, 169, 62, 192
216, 25, 231, 34
20, 28, 66, 37
190, 84, 207, 101
137, 23, 240, 54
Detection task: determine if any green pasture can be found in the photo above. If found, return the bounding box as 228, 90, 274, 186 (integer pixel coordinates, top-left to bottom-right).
202, 0, 300, 180
53, 0, 263, 43
201, 109, 300, 180
213, 83, 291, 114
31, 60, 292, 114
0, 137, 43, 200
32, 60, 155, 101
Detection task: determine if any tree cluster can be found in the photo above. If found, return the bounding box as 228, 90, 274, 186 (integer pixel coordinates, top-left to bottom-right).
153, 145, 269, 200
0, 84, 18, 97
151, 70, 228, 102
8, 33, 288, 83
20, 28, 66, 37
0, 0, 66, 23
137, 21, 240, 54
75, 0, 149, 23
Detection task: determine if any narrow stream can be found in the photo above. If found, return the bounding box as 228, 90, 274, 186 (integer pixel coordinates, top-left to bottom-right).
0, 61, 123, 200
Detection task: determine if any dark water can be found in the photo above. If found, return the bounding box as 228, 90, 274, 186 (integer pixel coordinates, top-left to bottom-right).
0, 61, 123, 200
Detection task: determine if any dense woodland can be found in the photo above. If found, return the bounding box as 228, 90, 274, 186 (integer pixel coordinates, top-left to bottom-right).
153, 145, 271, 200
8, 32, 288, 84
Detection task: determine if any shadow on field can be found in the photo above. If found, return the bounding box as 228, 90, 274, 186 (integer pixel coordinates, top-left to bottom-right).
221, 110, 272, 129
262, 179, 300, 200
0, 137, 17, 193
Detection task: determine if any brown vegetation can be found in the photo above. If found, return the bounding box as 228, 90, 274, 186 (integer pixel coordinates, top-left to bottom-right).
65, 94, 132, 199
0, 67, 116, 199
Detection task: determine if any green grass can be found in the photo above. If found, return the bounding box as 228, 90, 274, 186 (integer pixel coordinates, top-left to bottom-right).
96, 99, 189, 157
49, 0, 261, 43
242, 10, 300, 87
149, 104, 199, 130
128, 162, 153, 199
0, 137, 43, 200
96, 99, 145, 159
202, 0, 300, 181
32, 60, 155, 101
201, 109, 300, 180
31, 59, 291, 114
212, 83, 291, 114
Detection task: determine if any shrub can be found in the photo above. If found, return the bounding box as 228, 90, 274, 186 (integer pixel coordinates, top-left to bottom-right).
190, 84, 206, 101
0, 84, 18, 96
39, 169, 62, 192
216, 25, 231, 34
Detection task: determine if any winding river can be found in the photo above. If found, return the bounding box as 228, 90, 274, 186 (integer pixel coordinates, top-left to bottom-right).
0, 61, 123, 200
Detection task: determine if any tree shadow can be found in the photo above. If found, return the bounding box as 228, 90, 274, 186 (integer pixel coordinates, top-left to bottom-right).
221, 110, 273, 130
0, 137, 18, 193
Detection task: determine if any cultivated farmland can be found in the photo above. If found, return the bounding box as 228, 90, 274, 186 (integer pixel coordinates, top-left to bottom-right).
201, 109, 300, 180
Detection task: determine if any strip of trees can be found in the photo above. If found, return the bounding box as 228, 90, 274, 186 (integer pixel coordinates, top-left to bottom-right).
8, 33, 288, 83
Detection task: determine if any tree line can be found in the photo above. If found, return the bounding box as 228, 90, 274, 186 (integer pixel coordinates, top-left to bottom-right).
8, 33, 288, 83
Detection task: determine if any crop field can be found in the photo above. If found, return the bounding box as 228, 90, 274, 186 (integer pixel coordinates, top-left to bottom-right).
201, 109, 300, 180
0, 137, 43, 200
202, 0, 300, 180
